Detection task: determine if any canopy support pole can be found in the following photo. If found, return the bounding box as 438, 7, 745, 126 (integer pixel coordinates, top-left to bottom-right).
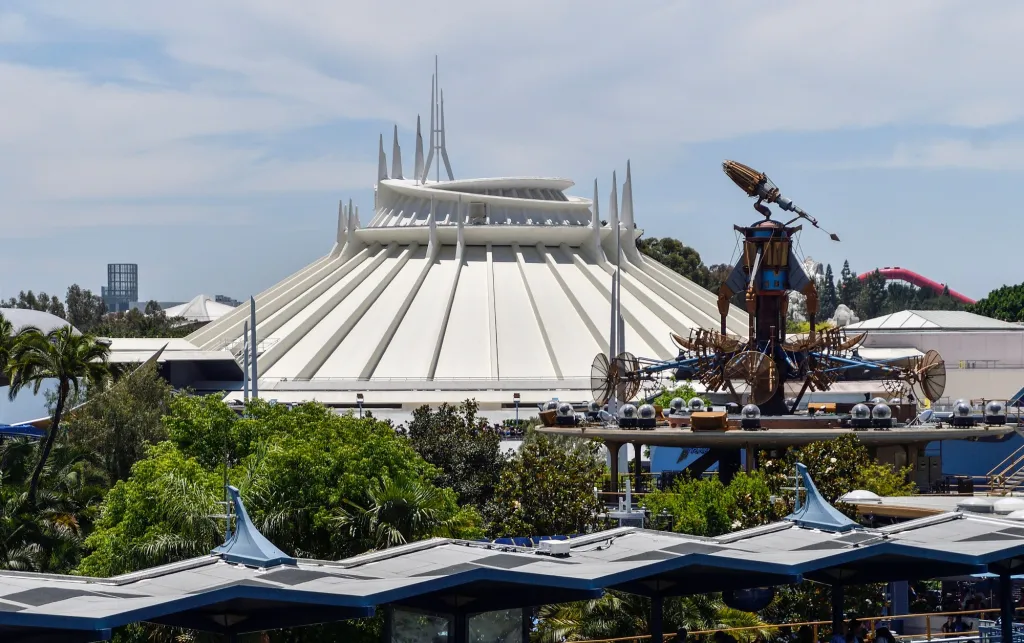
651, 595, 664, 643
1000, 572, 1014, 643
831, 584, 845, 639
608, 441, 622, 493
634, 442, 643, 492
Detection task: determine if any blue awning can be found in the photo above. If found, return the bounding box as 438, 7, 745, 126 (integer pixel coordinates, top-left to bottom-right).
0, 424, 46, 439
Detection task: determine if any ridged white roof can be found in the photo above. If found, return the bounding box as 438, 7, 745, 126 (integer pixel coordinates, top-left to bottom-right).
185, 79, 748, 407
847, 310, 1021, 331
186, 190, 746, 406
165, 295, 236, 322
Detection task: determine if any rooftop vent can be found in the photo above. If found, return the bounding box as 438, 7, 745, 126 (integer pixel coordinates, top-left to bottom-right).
538, 539, 571, 557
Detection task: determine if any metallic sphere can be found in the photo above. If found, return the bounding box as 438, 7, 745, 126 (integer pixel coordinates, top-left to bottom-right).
871, 403, 892, 420
557, 403, 574, 418
986, 400, 1006, 416
742, 404, 761, 420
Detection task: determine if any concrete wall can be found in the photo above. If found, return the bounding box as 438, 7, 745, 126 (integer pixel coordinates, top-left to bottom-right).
862, 331, 1024, 366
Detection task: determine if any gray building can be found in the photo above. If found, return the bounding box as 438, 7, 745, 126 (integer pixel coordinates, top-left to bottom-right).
101, 263, 138, 313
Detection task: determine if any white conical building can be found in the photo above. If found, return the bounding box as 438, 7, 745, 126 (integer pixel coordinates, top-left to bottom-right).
181, 70, 747, 417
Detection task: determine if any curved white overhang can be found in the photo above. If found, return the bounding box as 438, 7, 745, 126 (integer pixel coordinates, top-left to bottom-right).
378, 180, 590, 211
354, 225, 637, 247
421, 177, 576, 192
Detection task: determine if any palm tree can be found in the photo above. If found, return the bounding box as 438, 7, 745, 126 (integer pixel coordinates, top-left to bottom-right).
535, 591, 772, 643
0, 312, 38, 390
334, 477, 471, 551
0, 438, 107, 572
6, 326, 110, 506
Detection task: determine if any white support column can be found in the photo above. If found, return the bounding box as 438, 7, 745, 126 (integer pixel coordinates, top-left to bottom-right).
257, 243, 389, 374
427, 227, 466, 380
296, 243, 418, 380
546, 242, 606, 350
486, 243, 500, 379
189, 254, 333, 348
562, 246, 671, 360
360, 235, 440, 380
513, 243, 562, 379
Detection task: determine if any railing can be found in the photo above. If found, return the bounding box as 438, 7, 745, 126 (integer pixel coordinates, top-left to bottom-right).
987, 431, 1024, 495
575, 608, 1022, 643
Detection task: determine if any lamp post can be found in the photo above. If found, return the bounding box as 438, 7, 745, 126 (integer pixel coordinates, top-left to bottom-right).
357, 393, 364, 419
513, 393, 520, 427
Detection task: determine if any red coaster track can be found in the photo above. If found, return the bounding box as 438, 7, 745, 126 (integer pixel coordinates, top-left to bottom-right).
856, 267, 975, 304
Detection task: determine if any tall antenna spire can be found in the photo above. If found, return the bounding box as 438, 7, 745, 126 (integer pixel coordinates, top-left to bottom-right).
391, 124, 404, 180
421, 68, 436, 183
414, 115, 424, 181
420, 55, 454, 183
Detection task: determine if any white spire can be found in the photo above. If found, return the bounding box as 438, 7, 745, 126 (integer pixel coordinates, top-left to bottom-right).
622, 160, 640, 261
335, 199, 346, 243
456, 195, 465, 249
421, 56, 454, 183
377, 134, 388, 181
609, 170, 619, 234
426, 197, 438, 256
586, 179, 603, 261
439, 88, 454, 181
391, 125, 404, 180
414, 115, 424, 181
421, 67, 437, 182
622, 160, 635, 231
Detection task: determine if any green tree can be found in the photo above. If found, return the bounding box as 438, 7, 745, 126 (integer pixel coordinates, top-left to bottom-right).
485, 434, 602, 537
653, 381, 709, 409
63, 362, 173, 483
65, 285, 107, 332
536, 591, 770, 643
0, 438, 107, 572
335, 477, 481, 551
760, 434, 915, 511
90, 308, 205, 338
3, 290, 66, 318
6, 326, 111, 507
969, 282, 1024, 322
638, 237, 712, 288
855, 269, 887, 320
81, 399, 479, 576
821, 264, 838, 319
838, 260, 860, 308
406, 401, 506, 508
643, 472, 782, 536
0, 312, 38, 374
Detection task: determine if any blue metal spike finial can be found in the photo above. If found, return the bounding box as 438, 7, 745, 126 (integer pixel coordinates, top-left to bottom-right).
213, 486, 296, 567
784, 463, 859, 533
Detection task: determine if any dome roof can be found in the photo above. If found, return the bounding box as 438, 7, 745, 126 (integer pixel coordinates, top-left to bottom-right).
182, 70, 748, 408
0, 308, 79, 335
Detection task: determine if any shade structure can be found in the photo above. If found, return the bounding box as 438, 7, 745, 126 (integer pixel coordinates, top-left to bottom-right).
182, 78, 747, 410
10, 467, 1024, 639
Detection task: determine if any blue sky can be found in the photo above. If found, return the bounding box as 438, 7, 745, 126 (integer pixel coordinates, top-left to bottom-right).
0, 1, 1022, 304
